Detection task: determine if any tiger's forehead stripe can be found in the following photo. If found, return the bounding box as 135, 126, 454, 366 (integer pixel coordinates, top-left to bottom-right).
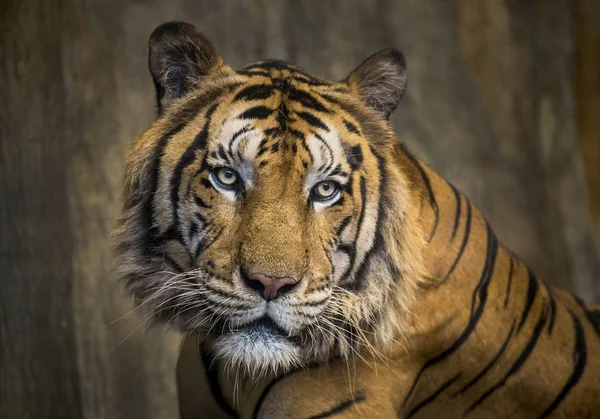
195, 69, 366, 176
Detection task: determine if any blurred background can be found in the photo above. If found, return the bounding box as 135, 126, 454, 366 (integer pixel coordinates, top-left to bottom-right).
1, 1, 599, 418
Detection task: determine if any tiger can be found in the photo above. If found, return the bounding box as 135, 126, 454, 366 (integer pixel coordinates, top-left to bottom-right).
113, 21, 600, 418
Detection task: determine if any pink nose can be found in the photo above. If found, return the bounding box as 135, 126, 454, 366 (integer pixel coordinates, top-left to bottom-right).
244, 272, 299, 301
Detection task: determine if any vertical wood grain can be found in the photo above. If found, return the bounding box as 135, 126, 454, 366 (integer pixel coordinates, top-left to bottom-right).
574, 0, 600, 245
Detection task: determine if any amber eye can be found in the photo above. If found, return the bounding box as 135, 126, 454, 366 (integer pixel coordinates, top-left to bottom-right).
311, 181, 340, 201
212, 167, 240, 189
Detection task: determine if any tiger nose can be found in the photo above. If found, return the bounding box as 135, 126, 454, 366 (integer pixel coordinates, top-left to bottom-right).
242, 272, 300, 301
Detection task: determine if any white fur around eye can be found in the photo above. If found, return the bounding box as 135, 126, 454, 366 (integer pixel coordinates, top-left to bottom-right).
313, 199, 336, 212
312, 190, 341, 212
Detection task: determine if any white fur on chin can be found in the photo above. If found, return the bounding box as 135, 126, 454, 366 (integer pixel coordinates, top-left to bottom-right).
212, 325, 301, 377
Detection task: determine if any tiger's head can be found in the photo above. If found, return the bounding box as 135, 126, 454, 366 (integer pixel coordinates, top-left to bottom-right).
115, 22, 427, 374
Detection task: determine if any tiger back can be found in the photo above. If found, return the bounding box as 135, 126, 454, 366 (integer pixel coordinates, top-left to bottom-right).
114, 22, 600, 418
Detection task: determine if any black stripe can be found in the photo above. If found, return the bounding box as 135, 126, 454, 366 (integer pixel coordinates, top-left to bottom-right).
194, 195, 211, 208
334, 244, 355, 284
547, 295, 557, 335
169, 104, 219, 243
287, 88, 330, 113
243, 60, 294, 72
234, 68, 271, 77
191, 151, 212, 183
194, 211, 206, 225
573, 295, 600, 336
297, 111, 330, 131
138, 85, 223, 246
163, 254, 185, 273
202, 286, 254, 308
334, 215, 353, 237
342, 176, 366, 284
540, 310, 587, 418
201, 346, 239, 418
194, 227, 223, 259
158, 225, 180, 243
188, 221, 199, 240
306, 393, 366, 419
417, 192, 425, 216
449, 183, 461, 240
289, 129, 313, 165
455, 322, 516, 395
288, 128, 305, 140
242, 61, 327, 87
319, 93, 342, 108
233, 84, 274, 102
255, 138, 270, 157
142, 124, 185, 251
405, 374, 462, 419
346, 144, 363, 171
402, 223, 499, 407
347, 153, 388, 291
467, 305, 548, 413
228, 125, 252, 156
440, 200, 472, 284
517, 268, 539, 332
320, 240, 334, 271
291, 75, 331, 87
217, 144, 231, 162
238, 106, 273, 120
312, 131, 335, 173
290, 294, 330, 307
329, 165, 348, 178
503, 257, 514, 308
200, 177, 212, 189
343, 119, 360, 135
403, 151, 439, 242
588, 309, 600, 336
541, 281, 557, 335
252, 374, 292, 419
264, 127, 281, 138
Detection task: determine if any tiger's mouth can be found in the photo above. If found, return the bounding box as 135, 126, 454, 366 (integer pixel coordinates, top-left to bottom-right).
227, 316, 286, 337
244, 316, 283, 332
221, 316, 303, 345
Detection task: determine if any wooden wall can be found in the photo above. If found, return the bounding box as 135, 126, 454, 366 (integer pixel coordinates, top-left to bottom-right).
574, 0, 600, 249
1, 1, 598, 418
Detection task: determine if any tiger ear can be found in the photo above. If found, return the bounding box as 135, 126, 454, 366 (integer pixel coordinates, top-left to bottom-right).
345, 48, 407, 119
149, 21, 223, 113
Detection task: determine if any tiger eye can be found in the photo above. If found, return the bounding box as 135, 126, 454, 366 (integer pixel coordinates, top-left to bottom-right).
216, 168, 238, 186
313, 181, 339, 200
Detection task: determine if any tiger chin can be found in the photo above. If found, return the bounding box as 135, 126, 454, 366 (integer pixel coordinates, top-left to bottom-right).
115, 22, 600, 419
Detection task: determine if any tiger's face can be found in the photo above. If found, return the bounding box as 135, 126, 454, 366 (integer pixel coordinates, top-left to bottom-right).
115, 22, 424, 374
